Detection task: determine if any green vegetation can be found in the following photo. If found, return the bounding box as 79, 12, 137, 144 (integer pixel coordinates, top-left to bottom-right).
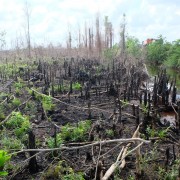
146, 36, 180, 68
0, 150, 11, 177
14, 80, 24, 89
145, 126, 170, 139
146, 36, 169, 65
0, 112, 30, 150
140, 104, 148, 114
157, 159, 180, 179
54, 82, 82, 92
72, 82, 82, 91
140, 143, 180, 180
105, 129, 114, 137
42, 160, 85, 180
47, 133, 63, 148
0, 105, 5, 120
121, 100, 129, 108
5, 112, 30, 139
47, 120, 91, 148
12, 98, 21, 107
0, 93, 8, 101
164, 39, 180, 68
1, 136, 23, 149
126, 36, 142, 58
42, 95, 55, 111
0, 40, 179, 179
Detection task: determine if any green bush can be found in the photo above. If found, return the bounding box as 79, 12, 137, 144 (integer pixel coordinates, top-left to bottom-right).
5, 112, 30, 138
164, 39, 180, 68
72, 120, 91, 141
14, 119, 30, 138
126, 36, 141, 58
60, 120, 91, 142
146, 36, 180, 69
146, 35, 170, 65
47, 120, 91, 148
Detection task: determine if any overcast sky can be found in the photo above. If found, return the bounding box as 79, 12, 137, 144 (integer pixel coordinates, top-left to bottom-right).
0, 0, 179, 48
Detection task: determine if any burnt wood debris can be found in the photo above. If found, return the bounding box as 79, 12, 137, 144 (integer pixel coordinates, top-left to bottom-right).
0, 57, 180, 179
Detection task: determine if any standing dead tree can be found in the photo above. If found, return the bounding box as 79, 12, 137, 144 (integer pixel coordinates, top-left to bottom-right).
120, 13, 126, 64
0, 31, 6, 50
96, 16, 102, 59
104, 16, 113, 49
24, 1, 31, 58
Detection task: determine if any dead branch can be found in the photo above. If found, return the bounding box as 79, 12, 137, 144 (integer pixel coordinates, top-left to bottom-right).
94, 140, 102, 180
9, 137, 150, 156
102, 124, 142, 180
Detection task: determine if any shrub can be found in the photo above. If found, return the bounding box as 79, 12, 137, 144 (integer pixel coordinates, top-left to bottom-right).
5, 112, 30, 138
47, 120, 91, 148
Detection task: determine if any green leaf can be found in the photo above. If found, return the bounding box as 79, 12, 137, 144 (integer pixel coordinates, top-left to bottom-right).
0, 171, 8, 176
0, 150, 11, 168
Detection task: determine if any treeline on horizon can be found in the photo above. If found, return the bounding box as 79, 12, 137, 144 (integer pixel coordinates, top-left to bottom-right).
126, 35, 180, 69
0, 14, 179, 69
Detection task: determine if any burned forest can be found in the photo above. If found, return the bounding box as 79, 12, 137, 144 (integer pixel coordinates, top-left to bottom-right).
0, 55, 180, 180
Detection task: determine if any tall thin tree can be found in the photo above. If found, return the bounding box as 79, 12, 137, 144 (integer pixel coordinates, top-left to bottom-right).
120, 13, 126, 63
24, 1, 31, 58
96, 15, 102, 58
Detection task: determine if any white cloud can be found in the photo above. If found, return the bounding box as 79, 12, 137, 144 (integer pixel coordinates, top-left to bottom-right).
0, 0, 179, 49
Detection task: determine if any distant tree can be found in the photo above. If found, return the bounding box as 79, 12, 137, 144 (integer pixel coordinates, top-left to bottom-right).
164, 39, 180, 68
126, 36, 141, 58
146, 35, 170, 65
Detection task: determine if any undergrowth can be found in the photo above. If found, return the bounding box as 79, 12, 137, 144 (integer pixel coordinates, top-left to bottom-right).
47, 120, 91, 148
